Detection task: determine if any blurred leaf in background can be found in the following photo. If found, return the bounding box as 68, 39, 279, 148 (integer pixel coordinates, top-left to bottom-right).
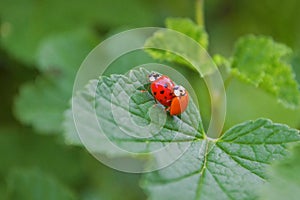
0, 49, 37, 125
14, 30, 98, 134
145, 17, 208, 69
231, 35, 299, 108
6, 169, 76, 200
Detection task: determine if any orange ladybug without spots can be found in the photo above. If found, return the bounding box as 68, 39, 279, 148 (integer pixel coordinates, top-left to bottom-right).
169, 85, 189, 116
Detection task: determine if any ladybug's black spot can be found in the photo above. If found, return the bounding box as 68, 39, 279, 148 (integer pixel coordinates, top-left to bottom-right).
160, 90, 165, 94
154, 92, 157, 95
169, 93, 173, 96
164, 83, 168, 88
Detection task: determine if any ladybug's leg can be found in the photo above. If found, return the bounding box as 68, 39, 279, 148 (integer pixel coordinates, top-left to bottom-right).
142, 83, 151, 92
153, 98, 159, 105
138, 83, 151, 92
165, 106, 170, 112
139, 87, 148, 93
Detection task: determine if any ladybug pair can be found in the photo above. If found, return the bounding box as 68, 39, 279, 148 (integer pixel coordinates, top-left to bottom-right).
148, 72, 189, 116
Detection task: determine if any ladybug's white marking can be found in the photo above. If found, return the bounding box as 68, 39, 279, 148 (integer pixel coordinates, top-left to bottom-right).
173, 85, 186, 97
149, 72, 161, 82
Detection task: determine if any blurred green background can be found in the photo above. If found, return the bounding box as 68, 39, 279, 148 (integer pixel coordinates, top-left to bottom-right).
0, 0, 300, 199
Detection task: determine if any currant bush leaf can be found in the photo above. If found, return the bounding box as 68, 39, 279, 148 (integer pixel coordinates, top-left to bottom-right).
231, 35, 300, 108
260, 144, 300, 200
64, 68, 204, 154
142, 119, 300, 200
6, 169, 75, 200
14, 30, 97, 134
144, 17, 208, 68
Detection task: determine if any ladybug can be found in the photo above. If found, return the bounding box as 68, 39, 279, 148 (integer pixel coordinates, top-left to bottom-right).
169, 85, 189, 116
148, 72, 189, 115
148, 72, 175, 107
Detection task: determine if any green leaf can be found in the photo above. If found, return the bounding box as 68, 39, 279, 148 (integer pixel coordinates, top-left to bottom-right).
6, 169, 75, 200
14, 76, 71, 133
260, 144, 300, 200
14, 30, 97, 134
142, 119, 300, 200
144, 17, 208, 69
231, 35, 300, 108
0, 0, 154, 65
64, 68, 204, 153
36, 29, 98, 75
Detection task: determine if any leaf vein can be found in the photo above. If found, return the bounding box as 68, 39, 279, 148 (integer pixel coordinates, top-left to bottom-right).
216, 144, 265, 180
206, 168, 235, 200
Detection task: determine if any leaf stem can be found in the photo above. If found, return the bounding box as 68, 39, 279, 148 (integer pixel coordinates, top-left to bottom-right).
195, 0, 205, 27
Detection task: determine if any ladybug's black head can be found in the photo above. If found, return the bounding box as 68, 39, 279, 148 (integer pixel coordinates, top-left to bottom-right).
173, 85, 186, 96
148, 72, 161, 82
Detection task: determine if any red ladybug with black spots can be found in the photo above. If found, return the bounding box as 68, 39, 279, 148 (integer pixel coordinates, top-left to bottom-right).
148, 72, 189, 115
148, 72, 175, 107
